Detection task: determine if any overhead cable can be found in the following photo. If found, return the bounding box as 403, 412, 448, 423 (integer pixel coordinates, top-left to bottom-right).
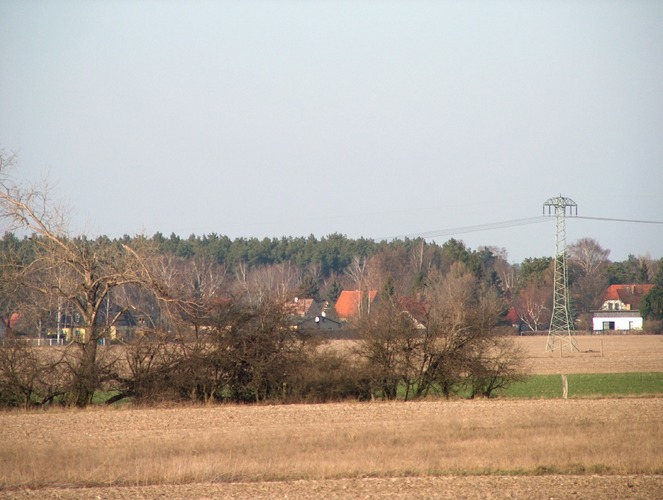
575, 216, 663, 225
385, 216, 550, 240
384, 213, 662, 242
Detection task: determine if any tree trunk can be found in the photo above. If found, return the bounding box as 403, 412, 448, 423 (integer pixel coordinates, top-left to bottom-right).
73, 335, 99, 407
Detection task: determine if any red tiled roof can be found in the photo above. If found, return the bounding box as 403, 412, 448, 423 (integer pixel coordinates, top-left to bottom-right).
398, 296, 429, 321
334, 290, 377, 319
9, 311, 21, 329
604, 286, 621, 301
505, 306, 520, 324
602, 284, 654, 310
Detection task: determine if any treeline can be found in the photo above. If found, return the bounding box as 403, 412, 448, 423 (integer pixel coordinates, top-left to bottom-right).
133, 232, 663, 287
0, 220, 528, 408
0, 231, 509, 306
150, 232, 381, 274
1, 231, 662, 341
4, 230, 656, 286
0, 262, 525, 409
0, 231, 504, 284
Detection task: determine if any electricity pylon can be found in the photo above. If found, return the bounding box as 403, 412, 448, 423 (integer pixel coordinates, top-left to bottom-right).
544, 195, 579, 353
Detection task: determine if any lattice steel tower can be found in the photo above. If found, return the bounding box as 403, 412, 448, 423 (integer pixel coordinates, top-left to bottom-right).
544, 195, 579, 353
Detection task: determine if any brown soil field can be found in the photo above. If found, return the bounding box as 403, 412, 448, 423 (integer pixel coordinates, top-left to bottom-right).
1, 335, 662, 499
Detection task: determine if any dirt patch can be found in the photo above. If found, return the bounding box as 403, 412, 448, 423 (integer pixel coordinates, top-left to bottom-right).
4, 475, 663, 499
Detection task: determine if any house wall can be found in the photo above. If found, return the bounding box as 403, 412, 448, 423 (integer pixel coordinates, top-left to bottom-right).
601, 300, 630, 311
592, 315, 643, 331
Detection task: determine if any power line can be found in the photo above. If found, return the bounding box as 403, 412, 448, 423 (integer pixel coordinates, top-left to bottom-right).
576, 216, 663, 225
384, 213, 662, 242
385, 216, 550, 240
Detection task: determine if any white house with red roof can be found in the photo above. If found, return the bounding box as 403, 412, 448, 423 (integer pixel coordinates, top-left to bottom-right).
592, 284, 654, 331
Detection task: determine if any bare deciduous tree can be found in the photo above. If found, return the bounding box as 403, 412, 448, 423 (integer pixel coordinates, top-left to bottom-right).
492, 248, 516, 295
234, 262, 300, 307
568, 238, 610, 322
514, 283, 552, 332
568, 238, 610, 276
0, 155, 161, 406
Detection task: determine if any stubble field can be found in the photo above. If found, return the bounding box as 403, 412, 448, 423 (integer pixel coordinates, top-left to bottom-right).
1, 335, 662, 499
514, 333, 663, 374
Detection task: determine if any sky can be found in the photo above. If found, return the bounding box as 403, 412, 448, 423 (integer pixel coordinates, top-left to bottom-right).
1, 1, 662, 264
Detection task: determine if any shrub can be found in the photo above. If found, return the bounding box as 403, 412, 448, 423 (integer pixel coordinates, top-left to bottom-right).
0, 341, 69, 408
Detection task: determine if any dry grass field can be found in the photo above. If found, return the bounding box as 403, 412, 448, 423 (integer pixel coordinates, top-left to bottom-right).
328, 333, 663, 375
1, 335, 662, 499
515, 334, 663, 374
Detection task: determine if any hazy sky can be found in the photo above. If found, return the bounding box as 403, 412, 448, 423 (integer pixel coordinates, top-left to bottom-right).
1, 1, 661, 263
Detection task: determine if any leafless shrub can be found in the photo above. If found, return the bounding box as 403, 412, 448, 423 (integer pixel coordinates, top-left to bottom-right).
354, 297, 422, 400
110, 297, 321, 404
285, 349, 373, 403
0, 341, 69, 408
464, 337, 527, 398
106, 332, 181, 404
354, 263, 527, 401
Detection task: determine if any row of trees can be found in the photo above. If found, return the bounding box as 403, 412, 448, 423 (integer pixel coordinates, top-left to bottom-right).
138, 231, 661, 286
0, 150, 528, 408
3, 229, 660, 336
0, 260, 524, 409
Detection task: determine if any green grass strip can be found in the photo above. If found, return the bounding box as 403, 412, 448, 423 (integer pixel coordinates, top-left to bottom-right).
502, 372, 663, 399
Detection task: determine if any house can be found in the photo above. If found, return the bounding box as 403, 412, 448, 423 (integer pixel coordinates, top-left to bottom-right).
287, 297, 317, 317
0, 311, 22, 338
283, 297, 343, 332
296, 313, 343, 331
334, 290, 378, 320
504, 306, 522, 328
592, 284, 654, 332
398, 296, 428, 330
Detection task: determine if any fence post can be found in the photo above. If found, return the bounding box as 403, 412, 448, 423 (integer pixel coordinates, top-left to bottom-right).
561, 374, 568, 399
